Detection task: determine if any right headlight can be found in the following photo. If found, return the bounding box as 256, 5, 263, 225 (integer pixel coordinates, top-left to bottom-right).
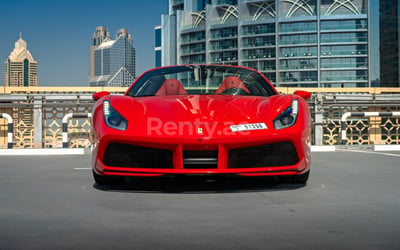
273, 99, 298, 130
103, 100, 128, 130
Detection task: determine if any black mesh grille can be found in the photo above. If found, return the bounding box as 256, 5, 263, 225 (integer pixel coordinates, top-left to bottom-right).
103, 143, 173, 168
228, 142, 299, 168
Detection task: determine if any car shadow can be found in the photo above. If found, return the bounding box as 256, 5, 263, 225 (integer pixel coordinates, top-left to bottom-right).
93, 175, 306, 194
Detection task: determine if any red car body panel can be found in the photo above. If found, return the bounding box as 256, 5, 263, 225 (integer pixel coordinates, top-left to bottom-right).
91, 65, 311, 180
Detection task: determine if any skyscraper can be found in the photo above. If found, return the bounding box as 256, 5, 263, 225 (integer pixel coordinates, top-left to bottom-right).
89, 27, 136, 87
4, 34, 38, 87
380, 0, 400, 87
90, 26, 110, 82
158, 0, 373, 88
155, 25, 162, 67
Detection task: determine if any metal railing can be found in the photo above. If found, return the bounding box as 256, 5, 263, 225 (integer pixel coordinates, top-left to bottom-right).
341, 112, 400, 145
1, 87, 400, 148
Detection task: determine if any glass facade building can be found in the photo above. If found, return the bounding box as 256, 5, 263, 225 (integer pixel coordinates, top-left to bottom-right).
158, 0, 378, 87
89, 28, 136, 87
155, 25, 162, 67
380, 0, 400, 87
90, 26, 110, 82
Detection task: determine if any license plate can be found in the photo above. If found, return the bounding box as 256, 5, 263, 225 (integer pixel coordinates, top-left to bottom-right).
230, 123, 268, 132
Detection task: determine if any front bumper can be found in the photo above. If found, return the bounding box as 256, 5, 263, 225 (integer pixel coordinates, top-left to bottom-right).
93, 138, 310, 177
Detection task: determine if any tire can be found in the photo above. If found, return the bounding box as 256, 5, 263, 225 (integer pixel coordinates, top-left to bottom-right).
92, 170, 125, 185
284, 170, 310, 184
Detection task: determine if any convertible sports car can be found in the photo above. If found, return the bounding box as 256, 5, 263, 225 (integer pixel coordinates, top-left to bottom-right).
91, 65, 311, 185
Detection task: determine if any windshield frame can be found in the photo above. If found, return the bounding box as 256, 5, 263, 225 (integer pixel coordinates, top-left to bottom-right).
126, 65, 278, 98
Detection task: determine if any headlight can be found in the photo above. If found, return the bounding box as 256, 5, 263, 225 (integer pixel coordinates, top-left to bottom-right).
103, 100, 128, 130
273, 99, 298, 129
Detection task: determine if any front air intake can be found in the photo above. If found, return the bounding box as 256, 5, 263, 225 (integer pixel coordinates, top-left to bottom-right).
228, 142, 299, 168
103, 143, 173, 169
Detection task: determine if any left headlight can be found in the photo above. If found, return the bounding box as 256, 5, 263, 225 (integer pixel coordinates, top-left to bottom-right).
103, 100, 128, 130
273, 99, 299, 130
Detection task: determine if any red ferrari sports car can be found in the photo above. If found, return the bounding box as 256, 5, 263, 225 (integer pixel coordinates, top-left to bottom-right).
91, 65, 311, 185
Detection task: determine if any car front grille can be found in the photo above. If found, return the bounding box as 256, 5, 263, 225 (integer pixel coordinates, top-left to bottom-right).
102, 142, 299, 170
228, 142, 299, 168
103, 143, 173, 169
183, 150, 218, 169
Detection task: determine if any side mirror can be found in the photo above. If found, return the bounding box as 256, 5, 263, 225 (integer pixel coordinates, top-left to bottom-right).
294, 90, 312, 100
93, 91, 110, 101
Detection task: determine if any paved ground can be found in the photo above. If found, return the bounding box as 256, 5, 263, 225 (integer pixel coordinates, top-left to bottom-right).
0, 149, 400, 249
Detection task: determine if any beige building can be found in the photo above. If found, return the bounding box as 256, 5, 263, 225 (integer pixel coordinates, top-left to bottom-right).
4, 35, 38, 87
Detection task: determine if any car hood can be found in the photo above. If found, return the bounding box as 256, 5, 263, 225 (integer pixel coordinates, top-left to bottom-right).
109, 95, 293, 126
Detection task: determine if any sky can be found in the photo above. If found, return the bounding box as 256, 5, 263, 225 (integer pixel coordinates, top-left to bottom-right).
0, 0, 168, 86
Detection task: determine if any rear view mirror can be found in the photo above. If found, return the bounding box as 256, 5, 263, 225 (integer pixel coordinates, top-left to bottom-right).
93, 91, 110, 101
294, 90, 311, 100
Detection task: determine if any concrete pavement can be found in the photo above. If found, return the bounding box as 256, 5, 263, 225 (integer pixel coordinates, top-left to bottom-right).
0, 150, 400, 249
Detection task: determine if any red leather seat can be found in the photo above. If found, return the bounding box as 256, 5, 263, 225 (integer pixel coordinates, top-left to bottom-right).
215, 76, 250, 94
155, 79, 188, 96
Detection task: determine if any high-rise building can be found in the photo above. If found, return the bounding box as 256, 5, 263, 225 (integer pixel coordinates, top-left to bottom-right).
155, 25, 162, 67
158, 0, 376, 87
4, 34, 37, 87
89, 27, 136, 87
90, 26, 110, 82
380, 0, 400, 87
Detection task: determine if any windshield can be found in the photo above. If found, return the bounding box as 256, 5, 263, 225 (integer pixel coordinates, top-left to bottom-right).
127, 65, 277, 97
